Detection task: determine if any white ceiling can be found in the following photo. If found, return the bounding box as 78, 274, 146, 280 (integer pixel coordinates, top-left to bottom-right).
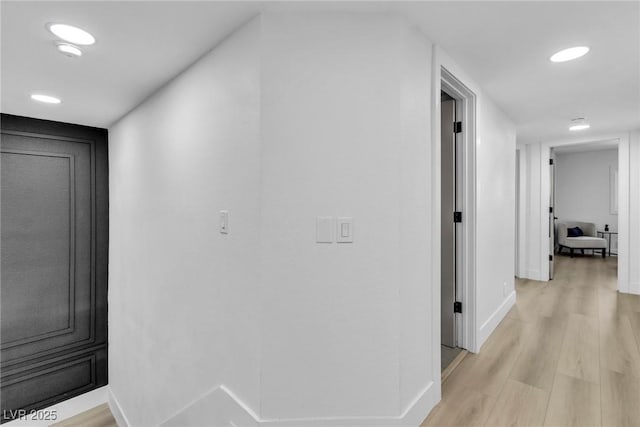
402, 1, 640, 144
1, 1, 261, 128
2, 1, 639, 144
553, 139, 619, 154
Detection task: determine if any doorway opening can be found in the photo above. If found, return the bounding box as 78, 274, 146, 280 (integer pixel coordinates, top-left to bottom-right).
440, 89, 462, 372
550, 147, 556, 279
438, 65, 477, 374
548, 141, 620, 281
532, 135, 630, 293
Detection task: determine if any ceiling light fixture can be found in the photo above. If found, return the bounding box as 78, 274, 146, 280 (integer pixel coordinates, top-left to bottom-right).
56, 42, 82, 57
31, 94, 62, 104
569, 118, 590, 131
47, 23, 95, 45
550, 46, 590, 63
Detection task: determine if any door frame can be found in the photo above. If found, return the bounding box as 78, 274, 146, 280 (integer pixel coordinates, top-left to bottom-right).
433, 61, 478, 367
515, 149, 521, 277
549, 148, 555, 280
439, 95, 459, 348
537, 134, 629, 292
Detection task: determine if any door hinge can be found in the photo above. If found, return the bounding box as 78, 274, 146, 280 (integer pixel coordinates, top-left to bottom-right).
454, 301, 462, 313
549, 158, 554, 165
453, 211, 462, 223
549, 254, 553, 261
454, 121, 462, 134
549, 206, 553, 213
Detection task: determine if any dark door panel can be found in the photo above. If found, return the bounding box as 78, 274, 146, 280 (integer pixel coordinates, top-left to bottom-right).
1, 114, 108, 422
1, 347, 107, 415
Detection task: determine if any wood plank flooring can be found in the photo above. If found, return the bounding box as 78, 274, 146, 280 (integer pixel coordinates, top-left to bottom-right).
46, 256, 639, 427
50, 403, 117, 427
422, 255, 640, 427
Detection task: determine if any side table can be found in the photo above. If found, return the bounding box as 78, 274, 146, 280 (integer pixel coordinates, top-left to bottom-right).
597, 230, 618, 256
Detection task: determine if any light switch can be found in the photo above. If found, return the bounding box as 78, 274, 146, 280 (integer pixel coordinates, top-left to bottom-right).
316, 217, 334, 243
220, 210, 229, 234
336, 217, 353, 243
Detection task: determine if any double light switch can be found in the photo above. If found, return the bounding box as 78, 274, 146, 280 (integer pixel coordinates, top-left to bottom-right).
316, 216, 353, 243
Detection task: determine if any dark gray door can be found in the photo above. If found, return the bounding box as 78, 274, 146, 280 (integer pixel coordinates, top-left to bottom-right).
1, 114, 108, 422
441, 98, 457, 348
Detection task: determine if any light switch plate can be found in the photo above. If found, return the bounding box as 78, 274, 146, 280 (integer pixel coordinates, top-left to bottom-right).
316, 217, 334, 243
220, 210, 229, 234
336, 217, 353, 243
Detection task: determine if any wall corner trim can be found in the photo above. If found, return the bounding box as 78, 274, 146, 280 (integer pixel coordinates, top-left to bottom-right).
477, 290, 516, 352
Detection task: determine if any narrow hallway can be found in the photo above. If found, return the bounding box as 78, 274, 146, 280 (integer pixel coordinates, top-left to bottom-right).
422, 256, 640, 426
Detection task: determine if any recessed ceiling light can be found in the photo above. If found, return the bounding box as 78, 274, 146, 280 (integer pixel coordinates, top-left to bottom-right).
31, 94, 62, 104
569, 118, 590, 131
550, 46, 590, 63
47, 23, 95, 45
56, 42, 82, 57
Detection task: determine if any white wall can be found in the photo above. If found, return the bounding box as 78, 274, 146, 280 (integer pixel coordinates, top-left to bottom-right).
555, 149, 618, 236
258, 10, 434, 421
518, 143, 543, 280
434, 49, 517, 351
475, 94, 517, 344
258, 11, 401, 418
108, 9, 517, 427
516, 147, 528, 278
108, 18, 262, 426
398, 21, 436, 418
629, 131, 640, 293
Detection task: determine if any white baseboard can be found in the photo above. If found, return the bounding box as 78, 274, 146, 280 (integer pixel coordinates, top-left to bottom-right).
259, 382, 438, 426
477, 290, 516, 350
525, 269, 544, 281
401, 381, 438, 427
108, 386, 132, 427
153, 381, 438, 427
3, 386, 108, 427
159, 385, 258, 427
626, 282, 640, 295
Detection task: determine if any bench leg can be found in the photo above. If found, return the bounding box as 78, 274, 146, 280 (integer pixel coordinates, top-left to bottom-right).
570, 248, 574, 258
602, 249, 606, 258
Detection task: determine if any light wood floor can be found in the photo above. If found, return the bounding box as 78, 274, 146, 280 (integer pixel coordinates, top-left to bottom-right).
47, 256, 639, 427
442, 345, 463, 370
422, 255, 640, 427
50, 403, 117, 427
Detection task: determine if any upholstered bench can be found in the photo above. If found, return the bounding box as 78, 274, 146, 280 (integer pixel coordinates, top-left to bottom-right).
557, 221, 607, 258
